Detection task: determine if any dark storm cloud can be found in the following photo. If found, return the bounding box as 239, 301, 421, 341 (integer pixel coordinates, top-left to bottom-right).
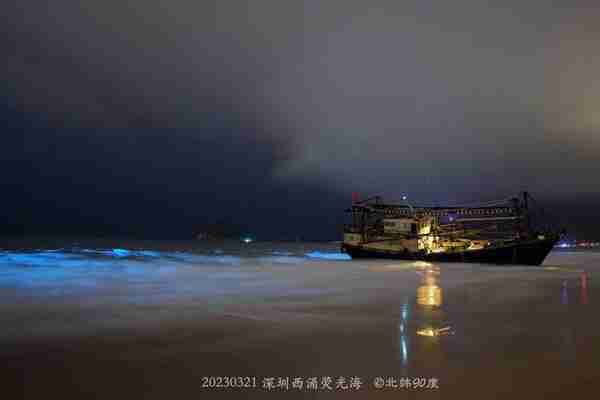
7, 128, 342, 238
2, 1, 308, 237
2, 1, 600, 238
269, 1, 600, 201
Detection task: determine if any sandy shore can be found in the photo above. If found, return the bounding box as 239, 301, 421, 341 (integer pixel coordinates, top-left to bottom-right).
3, 249, 600, 399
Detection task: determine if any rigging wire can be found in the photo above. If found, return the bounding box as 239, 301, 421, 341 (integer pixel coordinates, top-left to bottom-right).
379, 196, 516, 209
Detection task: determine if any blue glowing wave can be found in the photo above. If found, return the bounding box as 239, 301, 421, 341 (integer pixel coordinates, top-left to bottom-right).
304, 251, 351, 261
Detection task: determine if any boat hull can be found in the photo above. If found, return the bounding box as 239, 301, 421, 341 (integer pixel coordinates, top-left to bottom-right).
341, 236, 558, 266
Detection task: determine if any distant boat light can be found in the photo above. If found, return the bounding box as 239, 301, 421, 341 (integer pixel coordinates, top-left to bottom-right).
243, 237, 253, 244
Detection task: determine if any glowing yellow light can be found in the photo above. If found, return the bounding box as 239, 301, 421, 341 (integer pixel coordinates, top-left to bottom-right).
417, 285, 442, 306
416, 326, 452, 337
416, 267, 442, 306
416, 328, 437, 337
412, 261, 433, 269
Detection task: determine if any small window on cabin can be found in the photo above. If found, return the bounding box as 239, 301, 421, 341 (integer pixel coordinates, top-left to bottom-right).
411, 223, 417, 234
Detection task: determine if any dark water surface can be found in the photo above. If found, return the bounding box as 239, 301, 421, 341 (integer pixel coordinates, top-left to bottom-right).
2, 238, 599, 399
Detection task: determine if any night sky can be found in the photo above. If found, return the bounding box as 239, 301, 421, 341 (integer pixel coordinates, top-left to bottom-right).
3, 1, 599, 240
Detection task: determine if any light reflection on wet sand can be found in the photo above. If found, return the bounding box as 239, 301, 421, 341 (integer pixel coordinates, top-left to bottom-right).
1, 245, 599, 398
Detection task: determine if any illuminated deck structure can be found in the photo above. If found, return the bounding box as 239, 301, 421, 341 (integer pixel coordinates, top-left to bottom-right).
341, 192, 559, 266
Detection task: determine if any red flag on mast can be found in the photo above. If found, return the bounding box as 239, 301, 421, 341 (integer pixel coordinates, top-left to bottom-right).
352, 192, 360, 204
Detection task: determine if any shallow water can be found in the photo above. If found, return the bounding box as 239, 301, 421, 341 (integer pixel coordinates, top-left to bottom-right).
2, 240, 599, 398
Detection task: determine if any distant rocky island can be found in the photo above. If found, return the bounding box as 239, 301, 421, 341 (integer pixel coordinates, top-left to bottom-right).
195, 220, 247, 241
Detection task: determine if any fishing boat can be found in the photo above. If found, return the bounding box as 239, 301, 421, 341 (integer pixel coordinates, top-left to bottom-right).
341, 192, 560, 265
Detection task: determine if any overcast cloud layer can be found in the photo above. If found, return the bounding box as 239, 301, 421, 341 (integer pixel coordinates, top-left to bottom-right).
3, 1, 599, 238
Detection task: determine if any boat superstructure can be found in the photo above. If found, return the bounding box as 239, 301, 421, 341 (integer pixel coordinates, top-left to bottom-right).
341, 192, 560, 265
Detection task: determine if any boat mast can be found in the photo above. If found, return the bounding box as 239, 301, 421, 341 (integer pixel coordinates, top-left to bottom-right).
522, 191, 531, 234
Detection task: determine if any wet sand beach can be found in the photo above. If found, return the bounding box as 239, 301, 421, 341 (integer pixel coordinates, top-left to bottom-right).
2, 244, 599, 399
